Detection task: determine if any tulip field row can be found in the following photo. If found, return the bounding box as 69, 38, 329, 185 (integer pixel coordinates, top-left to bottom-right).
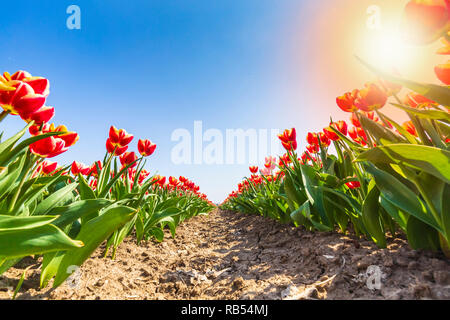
221, 3, 450, 258
1, 0, 450, 296
0, 70, 215, 289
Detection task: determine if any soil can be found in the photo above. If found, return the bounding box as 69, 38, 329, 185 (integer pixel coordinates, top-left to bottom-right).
1, 209, 449, 300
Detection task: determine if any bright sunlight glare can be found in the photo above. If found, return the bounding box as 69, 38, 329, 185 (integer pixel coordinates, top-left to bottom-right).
362, 30, 417, 73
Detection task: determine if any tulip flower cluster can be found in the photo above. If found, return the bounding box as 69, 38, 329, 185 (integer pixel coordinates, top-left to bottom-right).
222, 0, 450, 257
0, 72, 214, 289
401, 0, 450, 85
0, 70, 52, 124
0, 70, 79, 161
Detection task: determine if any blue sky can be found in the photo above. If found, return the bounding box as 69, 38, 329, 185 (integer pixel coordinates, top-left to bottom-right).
2, 0, 425, 202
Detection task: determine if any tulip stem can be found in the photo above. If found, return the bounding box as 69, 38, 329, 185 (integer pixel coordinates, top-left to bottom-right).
355, 112, 374, 148
375, 110, 391, 129
8, 152, 36, 213
0, 111, 9, 123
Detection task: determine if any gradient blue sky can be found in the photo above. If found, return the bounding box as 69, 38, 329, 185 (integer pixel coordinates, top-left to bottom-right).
1, 0, 438, 202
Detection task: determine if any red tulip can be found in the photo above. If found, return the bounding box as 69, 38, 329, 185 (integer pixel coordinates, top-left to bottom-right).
106, 139, 128, 156
30, 123, 79, 147
404, 92, 437, 108
71, 161, 90, 175
20, 105, 54, 124
357, 127, 367, 141
137, 139, 157, 157
139, 169, 150, 184
348, 127, 367, 145
279, 153, 291, 166
249, 166, 258, 174
336, 90, 359, 113
89, 179, 97, 190
107, 126, 133, 155
38, 160, 58, 175
402, 0, 450, 44
435, 61, 450, 85
169, 176, 179, 186
53, 125, 79, 147
119, 151, 138, 168
335, 120, 348, 136
324, 120, 348, 141
323, 127, 339, 141
306, 132, 319, 146
350, 113, 361, 127
29, 123, 78, 158
319, 132, 330, 146
109, 126, 133, 146
354, 83, 388, 112
345, 180, 361, 189
89, 161, 103, 177
403, 121, 418, 137
9, 71, 50, 94
0, 81, 46, 116
278, 128, 297, 151
306, 144, 319, 154
153, 175, 166, 186
29, 136, 68, 158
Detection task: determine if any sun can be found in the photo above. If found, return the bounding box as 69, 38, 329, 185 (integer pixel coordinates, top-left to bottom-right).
361, 29, 418, 73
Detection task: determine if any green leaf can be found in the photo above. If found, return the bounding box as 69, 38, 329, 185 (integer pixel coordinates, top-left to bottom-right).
300, 164, 330, 226
380, 196, 408, 230
33, 183, 78, 216
0, 215, 57, 231
135, 214, 144, 244
391, 103, 450, 123
150, 227, 165, 242
0, 156, 26, 198
50, 205, 136, 287
290, 201, 332, 232
0, 218, 83, 259
12, 267, 28, 300
98, 159, 139, 198
77, 174, 96, 200
416, 172, 445, 219
359, 114, 403, 144
356, 144, 450, 184
51, 199, 112, 229
283, 174, 307, 227
0, 132, 65, 167
40, 252, 63, 288
441, 184, 450, 241
377, 111, 418, 144
10, 171, 67, 215
0, 123, 32, 166
364, 163, 440, 231
362, 180, 386, 248
0, 258, 21, 276
406, 216, 440, 251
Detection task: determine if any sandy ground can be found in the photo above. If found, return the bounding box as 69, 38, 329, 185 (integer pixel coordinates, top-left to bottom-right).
1, 209, 449, 300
